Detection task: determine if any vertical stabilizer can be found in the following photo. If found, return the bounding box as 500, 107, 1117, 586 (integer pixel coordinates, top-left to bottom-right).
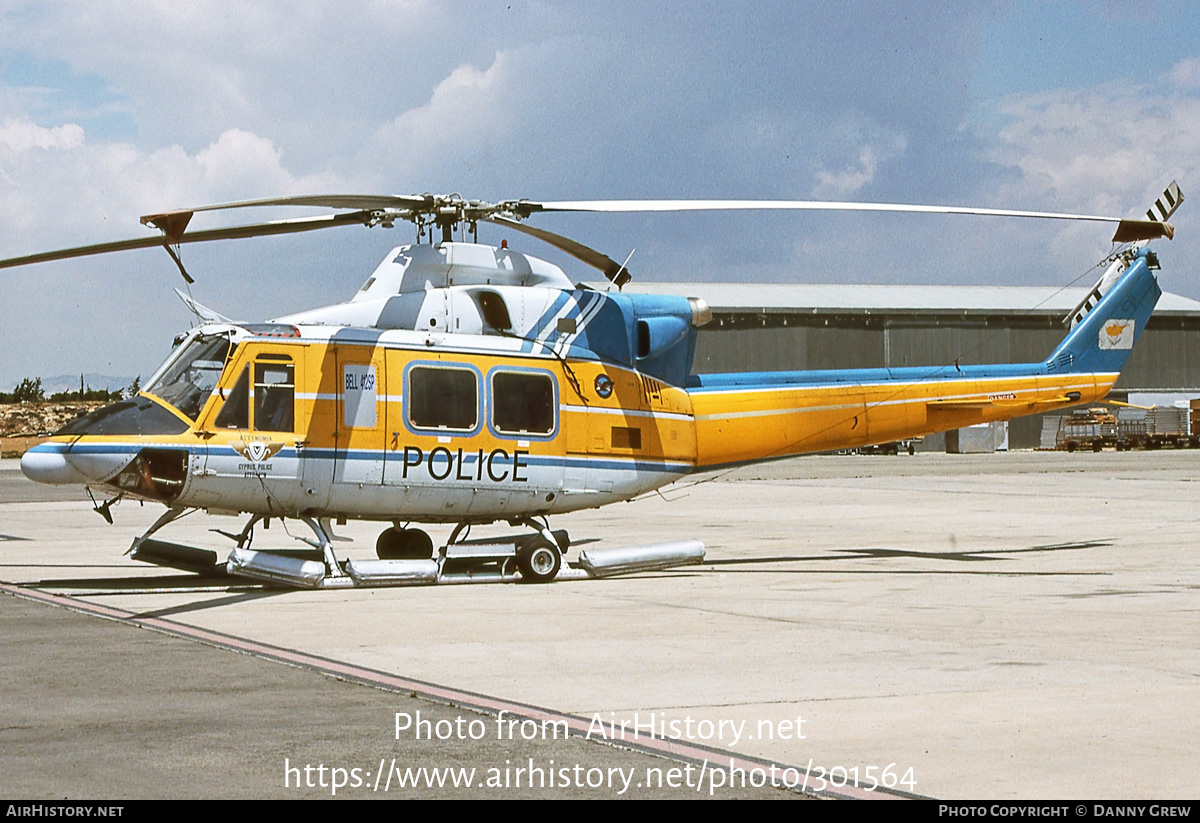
1067, 181, 1183, 329
1047, 248, 1161, 375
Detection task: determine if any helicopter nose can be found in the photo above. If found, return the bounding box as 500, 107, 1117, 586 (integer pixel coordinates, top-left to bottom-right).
20, 443, 91, 485
20, 441, 139, 487
20, 395, 186, 487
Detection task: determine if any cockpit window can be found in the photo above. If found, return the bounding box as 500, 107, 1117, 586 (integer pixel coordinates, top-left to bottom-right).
145, 335, 233, 421
214, 367, 250, 429
211, 359, 293, 431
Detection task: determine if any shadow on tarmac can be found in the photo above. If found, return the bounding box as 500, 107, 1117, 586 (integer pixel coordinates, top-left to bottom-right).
702, 540, 1112, 568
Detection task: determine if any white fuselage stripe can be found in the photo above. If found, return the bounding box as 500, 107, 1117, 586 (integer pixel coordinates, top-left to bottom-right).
560, 404, 693, 421
691, 377, 1110, 421
689, 372, 1118, 398
296, 393, 403, 403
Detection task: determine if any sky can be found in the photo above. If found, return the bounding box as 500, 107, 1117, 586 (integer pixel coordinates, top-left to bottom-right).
2, 0, 1199, 388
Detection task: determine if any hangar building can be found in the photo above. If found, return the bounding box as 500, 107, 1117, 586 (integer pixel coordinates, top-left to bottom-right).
628, 283, 1200, 450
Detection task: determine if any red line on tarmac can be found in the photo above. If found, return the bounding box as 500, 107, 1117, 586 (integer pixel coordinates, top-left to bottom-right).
1, 582, 914, 800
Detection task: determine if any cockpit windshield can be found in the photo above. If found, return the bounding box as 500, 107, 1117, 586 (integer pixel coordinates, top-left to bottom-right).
144, 334, 233, 421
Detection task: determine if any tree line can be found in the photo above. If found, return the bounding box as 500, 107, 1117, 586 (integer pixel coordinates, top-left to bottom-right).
0, 377, 138, 404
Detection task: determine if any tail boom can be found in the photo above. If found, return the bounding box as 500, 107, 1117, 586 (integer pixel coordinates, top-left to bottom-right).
688, 369, 1115, 466
686, 249, 1160, 467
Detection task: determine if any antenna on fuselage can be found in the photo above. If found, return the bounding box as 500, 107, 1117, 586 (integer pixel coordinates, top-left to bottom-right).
610, 249, 636, 291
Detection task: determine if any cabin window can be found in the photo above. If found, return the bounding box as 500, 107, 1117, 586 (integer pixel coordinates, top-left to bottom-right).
254, 360, 294, 432
491, 371, 555, 435
408, 366, 477, 431
214, 367, 250, 429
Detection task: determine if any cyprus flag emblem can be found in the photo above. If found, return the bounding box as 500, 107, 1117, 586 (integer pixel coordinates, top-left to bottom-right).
1099, 319, 1134, 350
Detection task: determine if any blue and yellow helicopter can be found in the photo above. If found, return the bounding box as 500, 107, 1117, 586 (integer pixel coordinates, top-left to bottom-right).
6, 186, 1183, 587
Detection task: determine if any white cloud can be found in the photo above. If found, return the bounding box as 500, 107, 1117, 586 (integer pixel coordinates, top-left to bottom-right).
193, 129, 297, 199
951, 69, 1200, 292
371, 51, 514, 166
0, 119, 85, 152
0, 122, 349, 249
1166, 56, 1200, 90
702, 108, 909, 200
971, 79, 1200, 217
0, 1, 494, 165
812, 137, 909, 198
351, 39, 620, 195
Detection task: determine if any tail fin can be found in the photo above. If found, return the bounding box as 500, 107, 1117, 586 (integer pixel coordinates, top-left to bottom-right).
1066, 181, 1183, 328
1046, 247, 1161, 375
1049, 181, 1182, 375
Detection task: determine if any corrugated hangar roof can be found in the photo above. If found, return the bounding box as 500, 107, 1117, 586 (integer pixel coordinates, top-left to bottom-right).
620, 283, 1200, 315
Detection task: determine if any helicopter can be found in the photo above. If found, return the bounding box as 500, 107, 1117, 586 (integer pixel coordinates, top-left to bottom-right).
7, 184, 1184, 588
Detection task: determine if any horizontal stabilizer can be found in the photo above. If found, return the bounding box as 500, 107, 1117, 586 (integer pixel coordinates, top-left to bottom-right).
1028, 393, 1086, 407
928, 398, 1013, 410
927, 391, 1082, 412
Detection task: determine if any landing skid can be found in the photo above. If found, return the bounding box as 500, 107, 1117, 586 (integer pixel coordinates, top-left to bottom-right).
130, 511, 704, 589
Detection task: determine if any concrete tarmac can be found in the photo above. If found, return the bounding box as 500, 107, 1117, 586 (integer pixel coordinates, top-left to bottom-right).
2, 451, 1198, 799
0, 594, 798, 799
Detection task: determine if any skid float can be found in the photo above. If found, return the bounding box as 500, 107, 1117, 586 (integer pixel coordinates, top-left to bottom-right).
129, 519, 704, 589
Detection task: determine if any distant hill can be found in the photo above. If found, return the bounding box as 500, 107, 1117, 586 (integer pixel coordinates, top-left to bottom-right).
1, 401, 107, 440
4, 374, 135, 395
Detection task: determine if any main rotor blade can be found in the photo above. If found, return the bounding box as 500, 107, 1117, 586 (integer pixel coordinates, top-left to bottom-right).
521, 199, 1173, 243
487, 215, 632, 287
0, 211, 376, 271
141, 195, 431, 242
149, 193, 430, 218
